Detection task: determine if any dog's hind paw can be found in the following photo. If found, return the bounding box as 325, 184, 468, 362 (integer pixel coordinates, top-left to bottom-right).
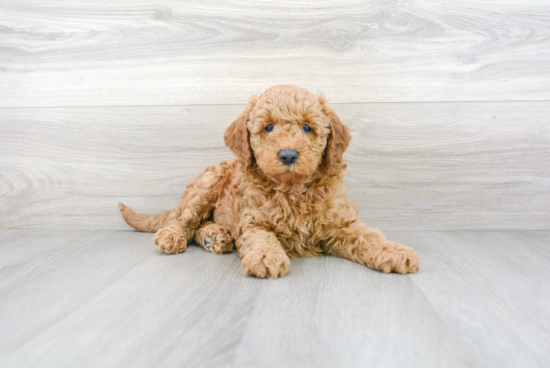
195, 223, 233, 254
153, 224, 187, 254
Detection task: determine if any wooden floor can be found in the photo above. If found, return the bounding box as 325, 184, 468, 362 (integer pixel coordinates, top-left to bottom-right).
1, 230, 548, 368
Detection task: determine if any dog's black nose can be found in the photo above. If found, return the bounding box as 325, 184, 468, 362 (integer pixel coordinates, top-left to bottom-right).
278, 149, 299, 165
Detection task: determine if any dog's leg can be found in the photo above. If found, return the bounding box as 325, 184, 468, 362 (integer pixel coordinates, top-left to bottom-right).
153, 219, 188, 254
195, 221, 233, 254
154, 207, 204, 254
153, 164, 230, 254
236, 228, 290, 279
325, 219, 419, 274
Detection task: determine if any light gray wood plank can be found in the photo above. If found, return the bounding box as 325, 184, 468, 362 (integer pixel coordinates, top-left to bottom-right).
0, 231, 260, 368
495, 231, 550, 263
1, 230, 550, 367
386, 231, 550, 368
1, 102, 548, 230
0, 229, 95, 266
0, 231, 147, 353
1, 0, 549, 107
0, 230, 33, 245
344, 102, 550, 230
0, 229, 102, 289
233, 256, 494, 368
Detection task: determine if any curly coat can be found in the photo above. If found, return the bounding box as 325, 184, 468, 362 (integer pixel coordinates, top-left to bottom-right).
119, 85, 419, 279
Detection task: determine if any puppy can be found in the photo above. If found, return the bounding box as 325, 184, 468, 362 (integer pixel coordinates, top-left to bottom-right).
119, 85, 419, 278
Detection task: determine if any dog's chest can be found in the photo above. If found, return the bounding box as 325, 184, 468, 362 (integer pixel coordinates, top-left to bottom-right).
261, 190, 319, 248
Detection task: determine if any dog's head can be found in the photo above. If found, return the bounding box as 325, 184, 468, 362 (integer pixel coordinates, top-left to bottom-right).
224, 85, 351, 183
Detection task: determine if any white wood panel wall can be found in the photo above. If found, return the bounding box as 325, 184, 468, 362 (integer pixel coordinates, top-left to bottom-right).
0, 0, 549, 229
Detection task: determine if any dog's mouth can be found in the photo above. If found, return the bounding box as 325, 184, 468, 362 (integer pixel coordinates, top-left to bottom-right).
271, 170, 306, 183
253, 145, 319, 184
262, 159, 316, 183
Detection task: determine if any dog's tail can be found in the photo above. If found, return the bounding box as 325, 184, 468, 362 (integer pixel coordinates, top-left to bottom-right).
118, 203, 179, 233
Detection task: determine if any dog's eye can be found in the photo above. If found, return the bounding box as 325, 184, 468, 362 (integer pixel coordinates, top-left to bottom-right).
302, 124, 312, 133
264, 124, 274, 133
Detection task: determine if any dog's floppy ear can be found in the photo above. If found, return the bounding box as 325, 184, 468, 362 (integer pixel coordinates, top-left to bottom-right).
224, 95, 258, 167
318, 93, 351, 174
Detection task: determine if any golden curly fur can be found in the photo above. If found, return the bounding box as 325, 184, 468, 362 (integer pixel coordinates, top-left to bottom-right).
119, 85, 419, 278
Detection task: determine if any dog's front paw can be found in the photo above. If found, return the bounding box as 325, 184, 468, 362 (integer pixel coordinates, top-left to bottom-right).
154, 226, 187, 254
242, 248, 290, 279
374, 242, 419, 274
